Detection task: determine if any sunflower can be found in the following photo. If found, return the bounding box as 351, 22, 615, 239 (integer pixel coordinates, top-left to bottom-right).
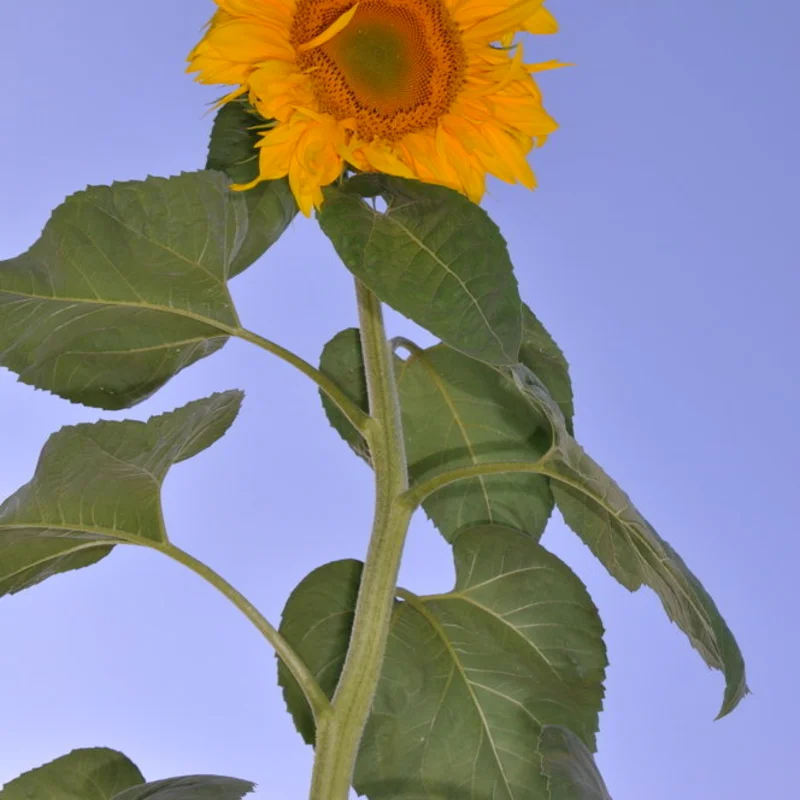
189, 0, 562, 215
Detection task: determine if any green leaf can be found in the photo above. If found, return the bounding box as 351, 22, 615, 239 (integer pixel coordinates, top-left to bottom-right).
279, 527, 607, 800
0, 171, 245, 409
519, 305, 574, 434
206, 101, 297, 277
1, 748, 144, 800
278, 558, 363, 745
538, 726, 613, 800
510, 364, 748, 717
398, 345, 554, 542
318, 330, 554, 542
113, 776, 256, 800
318, 175, 523, 366
0, 391, 242, 596
318, 328, 370, 464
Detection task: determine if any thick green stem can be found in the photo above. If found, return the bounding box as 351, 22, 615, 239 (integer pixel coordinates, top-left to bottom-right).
308, 282, 411, 800
160, 542, 331, 723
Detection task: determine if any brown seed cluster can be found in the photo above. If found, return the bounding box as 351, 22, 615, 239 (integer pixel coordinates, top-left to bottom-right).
291, 0, 466, 140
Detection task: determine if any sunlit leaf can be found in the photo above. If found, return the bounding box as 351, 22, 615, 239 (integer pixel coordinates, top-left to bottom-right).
538, 726, 613, 800
510, 364, 748, 717
113, 775, 256, 800
207, 101, 297, 276
279, 527, 607, 799
1, 748, 144, 800
0, 391, 242, 596
318, 175, 522, 366
0, 172, 245, 409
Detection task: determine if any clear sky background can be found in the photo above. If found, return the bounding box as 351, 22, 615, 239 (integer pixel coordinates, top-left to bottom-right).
1, 1, 797, 797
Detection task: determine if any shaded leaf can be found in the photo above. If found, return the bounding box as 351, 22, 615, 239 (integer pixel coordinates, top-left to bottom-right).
279, 558, 363, 745
318, 330, 553, 542
0, 171, 245, 409
279, 527, 606, 800
538, 726, 613, 800
0, 391, 242, 596
207, 101, 297, 276
1, 748, 144, 800
519, 305, 574, 434
318, 175, 522, 366
318, 328, 370, 464
510, 364, 748, 717
399, 345, 553, 542
113, 775, 255, 800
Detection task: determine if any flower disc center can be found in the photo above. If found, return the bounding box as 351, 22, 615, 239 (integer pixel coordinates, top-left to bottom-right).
293, 0, 466, 140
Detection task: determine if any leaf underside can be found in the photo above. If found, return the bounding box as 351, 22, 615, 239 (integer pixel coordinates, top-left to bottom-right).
0, 391, 242, 596
280, 527, 607, 799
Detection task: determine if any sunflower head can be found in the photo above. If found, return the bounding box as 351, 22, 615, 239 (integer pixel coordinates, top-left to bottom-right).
189, 0, 562, 215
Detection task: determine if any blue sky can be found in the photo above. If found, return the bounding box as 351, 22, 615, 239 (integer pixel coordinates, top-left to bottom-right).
1, 1, 798, 797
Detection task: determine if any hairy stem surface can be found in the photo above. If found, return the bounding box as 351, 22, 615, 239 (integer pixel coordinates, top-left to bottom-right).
308, 282, 411, 800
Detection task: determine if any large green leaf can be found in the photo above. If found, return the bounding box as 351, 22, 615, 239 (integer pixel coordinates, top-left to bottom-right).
538, 726, 613, 800
509, 364, 748, 717
279, 527, 607, 799
0, 171, 245, 409
0, 391, 242, 596
113, 776, 255, 800
398, 345, 553, 542
206, 101, 297, 276
1, 748, 144, 800
318, 331, 554, 542
318, 175, 523, 366
519, 305, 574, 434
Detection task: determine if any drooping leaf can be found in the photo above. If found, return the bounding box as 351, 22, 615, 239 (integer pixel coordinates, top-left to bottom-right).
519, 305, 574, 434
279, 527, 607, 800
278, 558, 363, 745
510, 364, 748, 717
318, 331, 554, 542
318, 328, 370, 464
206, 101, 297, 276
0, 171, 245, 409
538, 726, 613, 800
1, 748, 145, 800
318, 175, 523, 366
398, 345, 553, 542
113, 775, 256, 800
0, 391, 242, 596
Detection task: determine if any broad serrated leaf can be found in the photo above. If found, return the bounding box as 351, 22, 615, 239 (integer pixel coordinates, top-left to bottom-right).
1, 748, 145, 799
538, 726, 613, 800
0, 391, 242, 596
318, 331, 554, 542
519, 305, 574, 434
0, 171, 245, 409
113, 775, 255, 800
399, 345, 554, 542
279, 527, 606, 800
318, 175, 522, 366
509, 364, 748, 717
206, 101, 297, 276
318, 328, 370, 463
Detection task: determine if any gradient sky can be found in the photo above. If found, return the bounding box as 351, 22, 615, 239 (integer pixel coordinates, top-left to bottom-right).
1, 1, 798, 797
